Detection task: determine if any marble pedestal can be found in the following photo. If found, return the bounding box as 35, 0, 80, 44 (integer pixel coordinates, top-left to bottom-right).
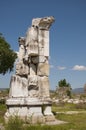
5, 98, 55, 124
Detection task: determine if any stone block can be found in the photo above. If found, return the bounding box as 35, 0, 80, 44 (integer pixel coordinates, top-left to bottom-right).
38, 30, 49, 56
9, 106, 28, 117
37, 63, 49, 76
38, 76, 50, 98
25, 27, 39, 56
27, 105, 45, 124
18, 37, 25, 61
18, 44, 25, 61
16, 62, 29, 76
28, 90, 39, 98
44, 31, 49, 56
32, 18, 41, 28
44, 106, 53, 115
6, 98, 27, 105
45, 115, 56, 122
28, 75, 38, 86
38, 56, 47, 63
26, 27, 38, 45
9, 75, 28, 97
32, 16, 55, 30
28, 75, 39, 98
31, 56, 39, 64
38, 47, 44, 56
30, 63, 37, 75
38, 30, 45, 48
38, 16, 55, 30
31, 56, 47, 63
28, 106, 42, 116
27, 41, 39, 56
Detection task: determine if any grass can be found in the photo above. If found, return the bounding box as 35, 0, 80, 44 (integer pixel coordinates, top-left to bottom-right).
52, 102, 86, 112
0, 104, 6, 123
24, 112, 86, 130
5, 116, 24, 130
0, 103, 86, 129
5, 114, 86, 130
24, 125, 73, 130
55, 113, 86, 130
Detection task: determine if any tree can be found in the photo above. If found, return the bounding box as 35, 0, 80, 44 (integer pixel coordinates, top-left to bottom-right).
57, 79, 72, 98
58, 79, 71, 88
0, 33, 17, 75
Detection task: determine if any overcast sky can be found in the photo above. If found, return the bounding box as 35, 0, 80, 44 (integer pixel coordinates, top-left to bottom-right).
0, 0, 86, 90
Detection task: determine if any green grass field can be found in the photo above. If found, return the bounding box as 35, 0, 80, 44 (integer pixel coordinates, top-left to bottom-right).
5, 113, 86, 130
0, 102, 86, 130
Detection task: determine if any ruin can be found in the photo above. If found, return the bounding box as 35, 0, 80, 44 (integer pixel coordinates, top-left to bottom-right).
5, 16, 55, 124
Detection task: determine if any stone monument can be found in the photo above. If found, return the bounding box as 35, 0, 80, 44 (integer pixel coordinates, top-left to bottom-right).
5, 16, 55, 124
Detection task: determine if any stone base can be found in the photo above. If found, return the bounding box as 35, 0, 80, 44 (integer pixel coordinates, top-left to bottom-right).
27, 115, 45, 124
5, 97, 56, 124
45, 115, 56, 122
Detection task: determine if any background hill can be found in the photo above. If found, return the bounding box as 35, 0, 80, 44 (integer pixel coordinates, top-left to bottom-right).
72, 88, 84, 94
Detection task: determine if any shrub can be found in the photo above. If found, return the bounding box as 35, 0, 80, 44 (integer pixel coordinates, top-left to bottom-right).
5, 116, 24, 130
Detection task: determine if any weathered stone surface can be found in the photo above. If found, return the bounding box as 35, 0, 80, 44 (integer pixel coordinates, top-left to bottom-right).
18, 37, 25, 61
45, 115, 56, 122
37, 63, 49, 76
31, 56, 39, 63
28, 75, 38, 86
30, 63, 37, 75
26, 27, 38, 45
32, 16, 55, 30
28, 106, 42, 116
32, 18, 41, 27
18, 44, 25, 61
44, 31, 49, 56
39, 56, 47, 63
28, 89, 39, 98
38, 16, 55, 30
5, 16, 55, 124
38, 30, 49, 56
38, 47, 44, 56
26, 27, 38, 56
9, 75, 28, 98
28, 75, 38, 98
7, 106, 28, 117
16, 62, 29, 76
27, 115, 45, 124
18, 37, 26, 45
38, 76, 50, 98
44, 106, 53, 115
31, 56, 47, 63
38, 30, 45, 48
27, 41, 39, 56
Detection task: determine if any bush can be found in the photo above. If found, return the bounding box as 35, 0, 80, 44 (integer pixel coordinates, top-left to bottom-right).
0, 98, 5, 104
5, 116, 24, 130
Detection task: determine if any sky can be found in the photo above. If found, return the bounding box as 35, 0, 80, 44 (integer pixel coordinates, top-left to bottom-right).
0, 0, 86, 90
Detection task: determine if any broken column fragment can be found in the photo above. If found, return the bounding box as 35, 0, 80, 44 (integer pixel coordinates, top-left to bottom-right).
26, 26, 38, 56
5, 16, 55, 124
